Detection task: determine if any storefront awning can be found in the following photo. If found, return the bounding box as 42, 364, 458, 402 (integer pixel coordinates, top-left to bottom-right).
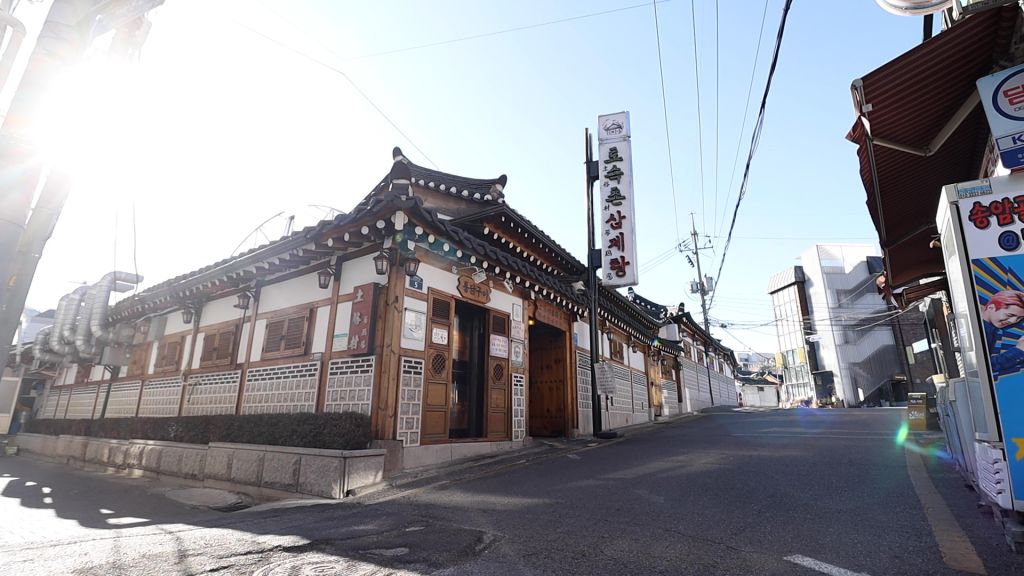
847, 7, 1017, 290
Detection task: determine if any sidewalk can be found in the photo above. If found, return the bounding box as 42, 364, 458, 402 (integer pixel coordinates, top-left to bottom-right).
353, 411, 705, 505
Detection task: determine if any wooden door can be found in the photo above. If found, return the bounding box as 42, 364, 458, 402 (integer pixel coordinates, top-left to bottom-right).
422, 292, 454, 444
486, 311, 510, 440
529, 326, 566, 437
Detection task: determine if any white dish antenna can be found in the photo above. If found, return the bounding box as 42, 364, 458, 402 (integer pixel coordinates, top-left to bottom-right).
874, 0, 952, 16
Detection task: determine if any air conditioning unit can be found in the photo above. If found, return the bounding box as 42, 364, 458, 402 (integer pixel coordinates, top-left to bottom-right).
100, 346, 129, 367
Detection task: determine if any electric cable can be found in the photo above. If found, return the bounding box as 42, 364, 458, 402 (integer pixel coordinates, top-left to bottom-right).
653, 0, 682, 243
717, 0, 770, 237
709, 0, 793, 310
688, 0, 707, 233
233, 20, 440, 169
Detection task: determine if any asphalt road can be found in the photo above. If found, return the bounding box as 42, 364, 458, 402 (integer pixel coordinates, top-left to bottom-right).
2, 407, 1023, 575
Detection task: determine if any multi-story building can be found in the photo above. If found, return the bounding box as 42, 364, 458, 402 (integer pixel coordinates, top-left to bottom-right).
767, 266, 818, 405
769, 245, 909, 407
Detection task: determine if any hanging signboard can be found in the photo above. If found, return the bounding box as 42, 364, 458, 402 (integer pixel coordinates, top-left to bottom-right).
978, 63, 1024, 171
598, 111, 639, 287
595, 361, 617, 396
956, 173, 1024, 506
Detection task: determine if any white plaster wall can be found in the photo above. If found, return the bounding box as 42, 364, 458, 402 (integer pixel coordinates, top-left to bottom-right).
148, 344, 159, 374
250, 319, 266, 361
90, 366, 105, 381
311, 305, 330, 354
486, 285, 521, 316
333, 301, 352, 352
181, 335, 192, 370
258, 272, 325, 313
163, 312, 188, 336
627, 347, 645, 371
416, 262, 458, 295
191, 333, 205, 369
339, 254, 382, 294
199, 295, 241, 326
236, 322, 250, 364
574, 321, 590, 351
401, 297, 428, 351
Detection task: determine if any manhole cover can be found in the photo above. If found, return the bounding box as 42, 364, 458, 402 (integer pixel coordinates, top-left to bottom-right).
253, 553, 422, 576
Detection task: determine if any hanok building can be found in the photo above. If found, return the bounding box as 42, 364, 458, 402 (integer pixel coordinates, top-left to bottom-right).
31, 149, 736, 469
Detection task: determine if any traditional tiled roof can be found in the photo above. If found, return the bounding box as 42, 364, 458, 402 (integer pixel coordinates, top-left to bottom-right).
454, 205, 586, 276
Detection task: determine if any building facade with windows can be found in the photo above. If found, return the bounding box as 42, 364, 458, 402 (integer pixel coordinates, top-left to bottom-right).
768, 266, 818, 406
29, 148, 737, 468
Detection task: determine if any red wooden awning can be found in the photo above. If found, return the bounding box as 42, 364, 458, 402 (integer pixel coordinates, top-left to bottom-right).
847, 7, 1017, 290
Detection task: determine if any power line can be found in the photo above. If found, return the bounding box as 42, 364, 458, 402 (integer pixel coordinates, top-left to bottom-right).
709, 0, 793, 310
341, 0, 673, 62
717, 0, 771, 238
652, 0, 682, 243
713, 0, 720, 239
688, 0, 707, 233
232, 19, 440, 169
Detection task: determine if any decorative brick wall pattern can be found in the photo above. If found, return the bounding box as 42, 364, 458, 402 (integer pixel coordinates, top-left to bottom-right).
40, 389, 60, 419
631, 371, 648, 414
137, 377, 183, 417
576, 352, 592, 416
184, 370, 242, 416
241, 362, 319, 415
325, 356, 375, 415
92, 385, 109, 419
54, 388, 70, 419
103, 381, 142, 418
661, 379, 679, 416
611, 365, 632, 414
65, 385, 97, 419
397, 357, 424, 447
512, 373, 526, 442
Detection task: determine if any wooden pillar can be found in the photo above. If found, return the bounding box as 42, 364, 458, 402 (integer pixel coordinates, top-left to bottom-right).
374, 253, 406, 440
177, 310, 202, 417
316, 259, 342, 413
235, 286, 261, 415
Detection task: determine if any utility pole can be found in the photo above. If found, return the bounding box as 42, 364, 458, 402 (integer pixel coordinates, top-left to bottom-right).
688, 214, 715, 406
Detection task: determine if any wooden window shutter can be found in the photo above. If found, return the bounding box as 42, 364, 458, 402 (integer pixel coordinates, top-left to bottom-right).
263, 318, 286, 355
282, 315, 308, 353
422, 292, 455, 444
75, 363, 93, 384
200, 332, 217, 363
127, 343, 149, 377
167, 339, 182, 370
215, 328, 236, 362
263, 313, 309, 359
486, 310, 510, 440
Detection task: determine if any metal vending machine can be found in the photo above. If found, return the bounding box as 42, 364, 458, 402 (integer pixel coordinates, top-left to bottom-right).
937, 173, 1024, 512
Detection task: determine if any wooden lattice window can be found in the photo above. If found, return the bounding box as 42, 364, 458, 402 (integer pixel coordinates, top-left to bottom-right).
200, 327, 237, 367
262, 313, 310, 359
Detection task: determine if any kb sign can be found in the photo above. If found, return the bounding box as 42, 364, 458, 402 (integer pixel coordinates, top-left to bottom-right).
979, 64, 1024, 171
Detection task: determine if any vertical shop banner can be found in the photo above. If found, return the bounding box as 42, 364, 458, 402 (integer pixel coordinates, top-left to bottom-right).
598, 111, 638, 287
957, 173, 1024, 503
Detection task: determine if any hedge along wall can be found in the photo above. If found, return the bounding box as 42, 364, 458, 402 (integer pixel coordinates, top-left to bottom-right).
25, 411, 372, 451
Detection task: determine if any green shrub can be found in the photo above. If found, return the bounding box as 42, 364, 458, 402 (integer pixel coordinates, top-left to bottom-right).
24, 411, 372, 451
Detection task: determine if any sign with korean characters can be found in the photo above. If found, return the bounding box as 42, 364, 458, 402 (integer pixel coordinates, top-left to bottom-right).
956, 172, 1024, 506
598, 111, 638, 287
346, 283, 379, 355
978, 63, 1024, 171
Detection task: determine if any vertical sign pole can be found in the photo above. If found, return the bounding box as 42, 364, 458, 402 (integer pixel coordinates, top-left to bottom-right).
585, 128, 604, 437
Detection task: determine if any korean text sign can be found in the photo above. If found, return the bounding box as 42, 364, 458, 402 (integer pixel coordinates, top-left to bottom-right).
598, 111, 638, 288
957, 173, 1024, 505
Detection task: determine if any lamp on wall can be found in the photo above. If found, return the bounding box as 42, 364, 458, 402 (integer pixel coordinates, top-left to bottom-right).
373, 249, 390, 276
317, 266, 335, 290
403, 254, 421, 278
181, 306, 195, 325
234, 288, 255, 310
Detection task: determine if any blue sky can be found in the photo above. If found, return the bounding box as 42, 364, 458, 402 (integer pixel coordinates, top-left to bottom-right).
22, 0, 932, 353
